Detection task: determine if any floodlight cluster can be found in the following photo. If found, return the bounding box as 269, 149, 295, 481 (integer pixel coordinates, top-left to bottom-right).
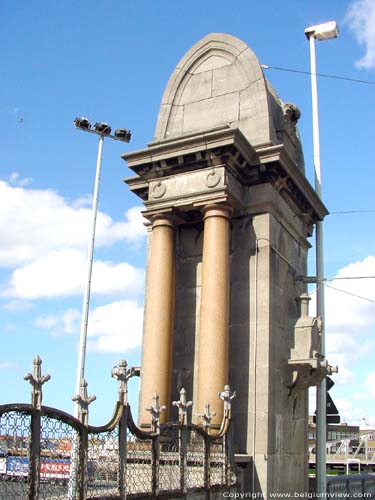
73, 117, 131, 142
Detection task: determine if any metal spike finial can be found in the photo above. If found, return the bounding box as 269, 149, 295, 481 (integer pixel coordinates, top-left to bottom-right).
24, 355, 51, 409
172, 388, 193, 425
198, 402, 216, 432
111, 359, 128, 404
146, 392, 167, 433
111, 360, 140, 404
72, 378, 96, 426
218, 385, 237, 419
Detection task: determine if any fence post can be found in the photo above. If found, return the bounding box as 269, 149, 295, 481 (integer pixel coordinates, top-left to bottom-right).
204, 434, 211, 492
218, 385, 236, 487
112, 360, 129, 499
173, 388, 192, 494
72, 378, 96, 500
152, 434, 160, 497
198, 402, 216, 495
118, 404, 128, 499
112, 360, 142, 498
146, 392, 165, 497
24, 355, 50, 500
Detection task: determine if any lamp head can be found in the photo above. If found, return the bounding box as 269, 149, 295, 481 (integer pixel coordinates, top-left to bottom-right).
74, 117, 91, 130
305, 21, 339, 41
94, 122, 111, 135
114, 128, 132, 142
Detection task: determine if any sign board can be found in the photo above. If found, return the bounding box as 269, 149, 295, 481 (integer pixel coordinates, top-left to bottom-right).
313, 376, 340, 424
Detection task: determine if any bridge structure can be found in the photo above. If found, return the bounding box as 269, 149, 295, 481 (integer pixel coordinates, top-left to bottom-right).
310, 434, 375, 474
4, 31, 369, 499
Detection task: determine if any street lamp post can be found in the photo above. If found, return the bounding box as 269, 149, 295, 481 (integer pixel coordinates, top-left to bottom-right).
73, 118, 131, 417
304, 21, 339, 495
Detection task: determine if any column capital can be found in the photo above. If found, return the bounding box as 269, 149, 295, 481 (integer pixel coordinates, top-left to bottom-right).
151, 213, 176, 229
201, 203, 233, 221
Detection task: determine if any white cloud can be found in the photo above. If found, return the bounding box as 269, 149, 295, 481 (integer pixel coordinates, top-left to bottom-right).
36, 300, 143, 353
35, 308, 81, 336
0, 179, 146, 300
309, 387, 316, 415
2, 299, 33, 311
310, 254, 375, 332
4, 324, 16, 332
325, 333, 372, 384
0, 180, 146, 268
308, 256, 375, 404
334, 398, 355, 423
3, 248, 145, 299
310, 256, 375, 422
365, 371, 375, 398
345, 0, 375, 69
8, 172, 33, 187
87, 300, 143, 353
0, 361, 17, 370
324, 257, 375, 334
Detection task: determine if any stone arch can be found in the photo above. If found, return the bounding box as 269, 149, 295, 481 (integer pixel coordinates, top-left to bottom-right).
154, 33, 277, 146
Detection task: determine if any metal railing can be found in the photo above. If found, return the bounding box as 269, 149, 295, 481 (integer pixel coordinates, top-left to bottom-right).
0, 356, 239, 499
327, 474, 375, 498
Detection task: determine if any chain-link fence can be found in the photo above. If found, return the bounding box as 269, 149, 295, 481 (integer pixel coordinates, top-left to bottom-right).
0, 357, 238, 499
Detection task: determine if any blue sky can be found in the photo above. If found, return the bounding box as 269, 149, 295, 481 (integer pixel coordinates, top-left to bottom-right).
1, 0, 374, 427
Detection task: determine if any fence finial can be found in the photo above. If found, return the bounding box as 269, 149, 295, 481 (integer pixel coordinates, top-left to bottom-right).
24, 355, 51, 409
72, 378, 96, 425
111, 359, 128, 404
111, 360, 140, 405
218, 385, 237, 419
172, 388, 193, 425
146, 392, 166, 433
198, 402, 216, 432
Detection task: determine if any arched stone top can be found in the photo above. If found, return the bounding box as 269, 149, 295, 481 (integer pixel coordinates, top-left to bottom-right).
154, 33, 304, 172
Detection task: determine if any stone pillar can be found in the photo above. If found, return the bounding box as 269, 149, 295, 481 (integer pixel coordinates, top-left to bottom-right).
196, 204, 232, 426
139, 214, 176, 426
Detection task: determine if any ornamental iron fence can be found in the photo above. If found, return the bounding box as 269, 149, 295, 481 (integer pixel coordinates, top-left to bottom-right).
0, 356, 239, 499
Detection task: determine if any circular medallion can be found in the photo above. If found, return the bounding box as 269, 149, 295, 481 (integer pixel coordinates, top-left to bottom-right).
152, 180, 166, 199
206, 169, 221, 188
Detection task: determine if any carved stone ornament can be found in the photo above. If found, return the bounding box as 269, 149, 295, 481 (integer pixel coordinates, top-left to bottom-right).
288, 293, 330, 392
152, 180, 166, 199
205, 168, 221, 188
283, 103, 301, 125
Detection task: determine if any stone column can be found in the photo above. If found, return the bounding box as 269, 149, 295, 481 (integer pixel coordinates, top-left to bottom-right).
138, 214, 176, 426
196, 204, 232, 426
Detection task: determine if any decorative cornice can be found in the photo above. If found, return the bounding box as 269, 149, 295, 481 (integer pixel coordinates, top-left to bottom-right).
122, 127, 328, 226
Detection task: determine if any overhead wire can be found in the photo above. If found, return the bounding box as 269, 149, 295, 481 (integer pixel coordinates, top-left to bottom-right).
261, 64, 375, 86
306, 277, 375, 304
324, 276, 375, 281
322, 283, 375, 304
261, 64, 375, 303
330, 210, 375, 214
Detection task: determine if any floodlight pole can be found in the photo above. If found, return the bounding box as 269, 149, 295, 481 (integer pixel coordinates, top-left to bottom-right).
305, 21, 338, 496
309, 33, 327, 496
74, 134, 104, 417
69, 119, 131, 499
72, 119, 131, 420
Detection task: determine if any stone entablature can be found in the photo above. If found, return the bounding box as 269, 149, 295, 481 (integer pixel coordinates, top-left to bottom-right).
123, 126, 327, 233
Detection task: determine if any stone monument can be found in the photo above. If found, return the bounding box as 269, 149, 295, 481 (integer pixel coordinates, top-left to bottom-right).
122, 33, 328, 496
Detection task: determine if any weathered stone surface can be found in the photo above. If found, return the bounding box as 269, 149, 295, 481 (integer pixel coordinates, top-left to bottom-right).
122, 32, 329, 498
152, 33, 304, 172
